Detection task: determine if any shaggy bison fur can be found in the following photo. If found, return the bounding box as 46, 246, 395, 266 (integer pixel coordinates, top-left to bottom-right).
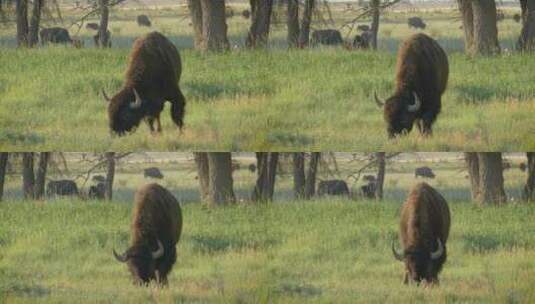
415, 167, 435, 179
88, 182, 105, 200
311, 29, 343, 46
144, 167, 164, 179
46, 180, 79, 196
113, 183, 183, 285
103, 32, 185, 135
40, 27, 72, 45
317, 180, 350, 196
392, 182, 450, 285
86, 22, 99, 30
375, 33, 449, 138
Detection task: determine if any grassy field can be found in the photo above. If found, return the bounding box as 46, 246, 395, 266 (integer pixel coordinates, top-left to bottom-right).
0, 199, 534, 303
1, 5, 534, 151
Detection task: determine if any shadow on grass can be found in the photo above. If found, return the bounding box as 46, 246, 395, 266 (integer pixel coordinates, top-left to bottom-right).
189, 235, 278, 254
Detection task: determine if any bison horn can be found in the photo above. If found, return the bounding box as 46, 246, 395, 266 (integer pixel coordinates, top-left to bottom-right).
374, 92, 385, 107
131, 88, 143, 109
152, 240, 164, 259
392, 240, 404, 261
430, 239, 444, 260
407, 92, 421, 112
113, 249, 128, 263
102, 89, 111, 103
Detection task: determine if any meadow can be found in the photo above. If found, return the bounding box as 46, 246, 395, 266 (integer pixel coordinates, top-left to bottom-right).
1, 4, 534, 151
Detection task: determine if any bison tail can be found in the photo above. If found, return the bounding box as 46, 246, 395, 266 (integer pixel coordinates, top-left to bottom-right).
170, 89, 186, 129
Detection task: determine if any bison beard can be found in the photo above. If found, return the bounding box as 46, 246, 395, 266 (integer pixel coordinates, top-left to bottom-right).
375, 33, 449, 138
103, 31, 186, 136
113, 183, 182, 286
392, 182, 450, 286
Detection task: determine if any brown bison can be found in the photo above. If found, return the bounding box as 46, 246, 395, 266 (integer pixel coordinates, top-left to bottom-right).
46, 180, 79, 197
392, 182, 450, 285
317, 180, 350, 196
137, 15, 152, 27
415, 166, 435, 178
103, 32, 185, 135
311, 29, 344, 46
40, 27, 73, 45
408, 17, 426, 29
375, 33, 449, 138
113, 183, 182, 285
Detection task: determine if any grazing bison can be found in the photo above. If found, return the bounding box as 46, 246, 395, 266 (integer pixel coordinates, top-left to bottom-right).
88, 182, 106, 200
113, 183, 182, 285
103, 32, 185, 135
93, 30, 112, 48
317, 180, 350, 196
357, 24, 370, 32
408, 17, 426, 29
361, 181, 376, 199
248, 163, 257, 173
415, 167, 435, 179
374, 33, 448, 138
137, 15, 152, 27
144, 167, 164, 179
352, 32, 370, 49
86, 22, 99, 30
40, 27, 73, 45
46, 180, 79, 197
311, 29, 343, 46
362, 175, 376, 182
392, 183, 450, 285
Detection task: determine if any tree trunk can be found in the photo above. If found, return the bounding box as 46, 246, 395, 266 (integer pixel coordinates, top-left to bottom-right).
28, 0, 42, 47
0, 153, 8, 202
517, 0, 535, 52
98, 0, 110, 48
477, 152, 506, 205
246, 0, 273, 49
34, 152, 49, 200
292, 152, 305, 199
188, 0, 204, 49
22, 153, 34, 199
207, 153, 235, 206
471, 0, 500, 56
16, 0, 28, 47
194, 152, 210, 203
304, 152, 320, 199
375, 152, 385, 200
523, 152, 535, 202
458, 0, 474, 53
200, 0, 229, 52
252, 152, 278, 202
287, 0, 299, 48
297, 0, 314, 48
105, 152, 115, 201
370, 0, 380, 50
465, 152, 480, 201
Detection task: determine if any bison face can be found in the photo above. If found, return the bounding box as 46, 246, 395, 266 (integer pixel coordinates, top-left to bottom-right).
393, 239, 444, 285
113, 240, 164, 285
375, 91, 421, 138
104, 88, 146, 136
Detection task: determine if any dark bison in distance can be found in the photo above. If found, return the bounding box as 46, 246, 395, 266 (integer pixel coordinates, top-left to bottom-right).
40, 27, 72, 45
352, 31, 370, 50
137, 15, 152, 27
375, 33, 449, 138
93, 29, 112, 48
408, 17, 426, 29
103, 32, 186, 135
46, 180, 79, 197
415, 167, 435, 178
317, 180, 350, 196
311, 29, 343, 46
86, 22, 99, 30
144, 167, 164, 179
113, 183, 183, 285
88, 182, 105, 200
392, 183, 450, 285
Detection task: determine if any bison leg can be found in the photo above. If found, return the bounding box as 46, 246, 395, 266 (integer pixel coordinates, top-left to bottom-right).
146, 117, 156, 133
155, 114, 162, 133
168, 88, 185, 130
419, 112, 437, 136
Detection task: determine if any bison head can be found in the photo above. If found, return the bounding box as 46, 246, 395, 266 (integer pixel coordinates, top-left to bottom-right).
103, 88, 147, 136
392, 239, 444, 284
374, 91, 421, 138
113, 240, 164, 285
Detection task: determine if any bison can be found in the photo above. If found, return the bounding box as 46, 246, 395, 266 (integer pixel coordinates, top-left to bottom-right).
137, 15, 152, 27
361, 181, 376, 199
93, 30, 112, 48
248, 163, 257, 173
362, 175, 376, 182
144, 167, 164, 179
242, 9, 250, 19
357, 24, 370, 32
374, 33, 449, 138
92, 175, 106, 183
415, 167, 435, 179
520, 162, 527, 172
408, 17, 426, 29
102, 32, 186, 135
88, 182, 106, 200
40, 27, 73, 45
311, 29, 343, 46
113, 183, 183, 285
392, 182, 450, 285
46, 180, 79, 197
86, 22, 99, 31
352, 32, 370, 50
317, 180, 350, 196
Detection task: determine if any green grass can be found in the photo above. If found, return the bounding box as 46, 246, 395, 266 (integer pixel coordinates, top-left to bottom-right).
0, 7, 534, 151
0, 199, 534, 303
